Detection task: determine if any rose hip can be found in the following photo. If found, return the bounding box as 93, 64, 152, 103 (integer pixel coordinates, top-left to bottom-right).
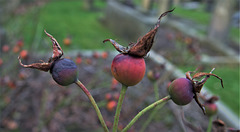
50, 58, 78, 86
168, 78, 194, 105
111, 54, 145, 86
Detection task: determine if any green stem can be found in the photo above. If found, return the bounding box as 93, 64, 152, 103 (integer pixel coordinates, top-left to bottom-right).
140, 81, 160, 132
153, 81, 159, 100
122, 95, 171, 132
113, 84, 128, 132
75, 79, 109, 132
139, 102, 166, 132
207, 116, 213, 132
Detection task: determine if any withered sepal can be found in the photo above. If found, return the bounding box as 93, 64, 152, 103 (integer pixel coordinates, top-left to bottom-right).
18, 56, 53, 72
103, 9, 175, 57
18, 30, 64, 72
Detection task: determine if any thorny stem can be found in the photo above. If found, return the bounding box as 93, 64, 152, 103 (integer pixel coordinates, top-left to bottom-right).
207, 116, 213, 132
113, 84, 128, 132
122, 95, 171, 132
75, 79, 109, 132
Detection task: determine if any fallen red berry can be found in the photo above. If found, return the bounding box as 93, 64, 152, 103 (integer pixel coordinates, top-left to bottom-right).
2, 45, 10, 52
63, 37, 71, 46
19, 50, 28, 59
106, 100, 117, 112
0, 58, 3, 66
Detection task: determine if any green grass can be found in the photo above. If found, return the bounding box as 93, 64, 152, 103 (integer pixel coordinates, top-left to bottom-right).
180, 65, 240, 117
6, 0, 117, 51
173, 5, 211, 25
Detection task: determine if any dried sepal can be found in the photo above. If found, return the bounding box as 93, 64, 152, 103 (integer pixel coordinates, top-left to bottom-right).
206, 96, 219, 103
128, 8, 175, 57
103, 9, 174, 57
193, 94, 206, 114
18, 30, 63, 72
44, 30, 63, 62
103, 39, 129, 53
18, 56, 52, 72
212, 119, 227, 132
185, 68, 224, 114
192, 72, 224, 89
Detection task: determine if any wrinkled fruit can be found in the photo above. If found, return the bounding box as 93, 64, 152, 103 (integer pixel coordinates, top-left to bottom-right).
168, 78, 194, 105
50, 58, 78, 86
111, 54, 145, 86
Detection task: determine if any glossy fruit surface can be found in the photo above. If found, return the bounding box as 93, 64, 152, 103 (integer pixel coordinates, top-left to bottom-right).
111, 54, 145, 86
50, 58, 77, 86
168, 78, 194, 105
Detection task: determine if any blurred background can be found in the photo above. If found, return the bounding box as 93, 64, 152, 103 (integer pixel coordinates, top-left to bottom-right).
0, 0, 239, 132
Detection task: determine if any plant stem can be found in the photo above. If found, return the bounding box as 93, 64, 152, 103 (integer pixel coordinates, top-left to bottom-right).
113, 84, 128, 132
139, 102, 166, 132
122, 95, 171, 132
140, 81, 160, 132
75, 79, 109, 132
153, 81, 159, 100
207, 116, 213, 132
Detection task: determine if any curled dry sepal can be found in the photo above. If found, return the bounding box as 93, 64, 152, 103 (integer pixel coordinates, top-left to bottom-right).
18, 30, 63, 72
103, 8, 175, 58
18, 30, 78, 86
186, 68, 223, 114
168, 68, 223, 114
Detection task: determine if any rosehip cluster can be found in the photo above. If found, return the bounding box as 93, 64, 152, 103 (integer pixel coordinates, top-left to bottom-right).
168, 68, 223, 114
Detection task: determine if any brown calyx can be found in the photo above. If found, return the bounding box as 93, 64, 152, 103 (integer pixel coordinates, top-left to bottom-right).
103, 9, 174, 57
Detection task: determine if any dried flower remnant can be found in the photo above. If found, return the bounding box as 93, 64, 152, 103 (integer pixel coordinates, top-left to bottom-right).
103, 9, 175, 57
185, 68, 224, 114
18, 30, 63, 72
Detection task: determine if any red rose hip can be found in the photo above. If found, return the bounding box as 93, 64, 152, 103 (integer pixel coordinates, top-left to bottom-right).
168, 78, 194, 105
111, 54, 145, 86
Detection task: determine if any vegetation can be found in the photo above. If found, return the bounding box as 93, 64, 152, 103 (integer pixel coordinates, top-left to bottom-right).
5, 0, 116, 51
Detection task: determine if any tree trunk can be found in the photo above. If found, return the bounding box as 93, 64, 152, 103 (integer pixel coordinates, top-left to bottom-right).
141, 0, 154, 13
207, 0, 235, 43
158, 0, 170, 15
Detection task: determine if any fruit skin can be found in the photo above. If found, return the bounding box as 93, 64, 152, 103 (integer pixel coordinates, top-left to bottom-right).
168, 78, 194, 105
50, 58, 78, 86
204, 103, 217, 116
111, 54, 145, 86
